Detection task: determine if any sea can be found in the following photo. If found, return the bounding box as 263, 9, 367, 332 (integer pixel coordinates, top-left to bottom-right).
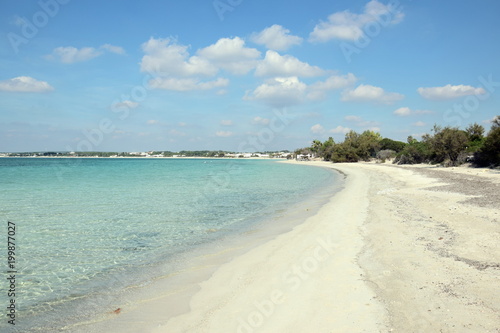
0, 157, 340, 332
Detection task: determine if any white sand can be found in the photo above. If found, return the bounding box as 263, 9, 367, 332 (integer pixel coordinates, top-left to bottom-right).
78, 161, 499, 332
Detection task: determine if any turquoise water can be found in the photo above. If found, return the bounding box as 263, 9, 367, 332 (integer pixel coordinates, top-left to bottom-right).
0, 158, 337, 332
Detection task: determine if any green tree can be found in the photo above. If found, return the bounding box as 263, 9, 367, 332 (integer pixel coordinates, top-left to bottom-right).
466, 123, 485, 142
379, 138, 407, 152
427, 126, 468, 166
320, 137, 335, 161
311, 140, 322, 155
474, 116, 500, 166
492, 116, 500, 128
357, 130, 382, 160
394, 138, 432, 165
465, 123, 485, 153
407, 135, 417, 144
329, 142, 359, 162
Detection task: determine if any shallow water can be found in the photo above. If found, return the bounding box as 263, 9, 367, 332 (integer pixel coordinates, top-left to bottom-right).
0, 158, 338, 332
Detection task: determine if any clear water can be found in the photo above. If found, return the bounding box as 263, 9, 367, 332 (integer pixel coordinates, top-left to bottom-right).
0, 158, 337, 332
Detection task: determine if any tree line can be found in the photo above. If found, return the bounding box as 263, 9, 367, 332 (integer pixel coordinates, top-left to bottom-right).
298, 116, 500, 167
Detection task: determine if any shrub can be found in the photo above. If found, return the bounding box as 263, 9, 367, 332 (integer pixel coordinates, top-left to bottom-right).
379, 138, 406, 153
474, 125, 500, 167
377, 149, 396, 162
329, 142, 359, 162
394, 140, 432, 165
466, 123, 485, 142
428, 127, 468, 166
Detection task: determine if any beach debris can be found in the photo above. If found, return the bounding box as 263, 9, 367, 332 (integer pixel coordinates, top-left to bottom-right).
112, 308, 121, 315
438, 237, 444, 240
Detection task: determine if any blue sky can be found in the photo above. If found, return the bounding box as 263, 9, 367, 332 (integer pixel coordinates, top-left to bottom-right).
1, 0, 499, 152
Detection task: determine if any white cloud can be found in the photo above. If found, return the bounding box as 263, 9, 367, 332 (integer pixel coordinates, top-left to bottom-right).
483, 115, 500, 125
329, 125, 351, 134
341, 84, 404, 104
417, 84, 486, 100
251, 24, 303, 51
112, 100, 139, 109
244, 76, 307, 108
220, 120, 233, 126
197, 37, 261, 75
255, 50, 324, 77
147, 120, 159, 125
393, 107, 411, 116
48, 46, 102, 63
100, 44, 125, 54
140, 37, 217, 77
149, 77, 228, 92
139, 37, 246, 92
413, 121, 426, 127
215, 131, 233, 137
311, 124, 325, 134
307, 73, 357, 100
47, 44, 125, 63
393, 107, 433, 116
0, 76, 54, 93
311, 73, 358, 90
252, 116, 270, 125
309, 0, 404, 42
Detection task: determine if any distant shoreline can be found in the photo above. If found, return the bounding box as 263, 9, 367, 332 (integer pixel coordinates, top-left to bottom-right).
0, 155, 286, 159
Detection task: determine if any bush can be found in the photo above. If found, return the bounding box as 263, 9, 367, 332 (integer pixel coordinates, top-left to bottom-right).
474, 126, 500, 167
379, 138, 406, 153
453, 151, 470, 166
394, 140, 432, 165
315, 130, 381, 162
466, 123, 485, 142
309, 117, 499, 167
428, 126, 468, 166
329, 142, 359, 162
376, 149, 396, 162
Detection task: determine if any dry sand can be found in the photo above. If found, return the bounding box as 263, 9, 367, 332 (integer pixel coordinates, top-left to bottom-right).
80, 161, 499, 333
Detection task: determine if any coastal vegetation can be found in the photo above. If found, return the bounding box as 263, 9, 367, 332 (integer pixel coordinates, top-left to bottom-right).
302, 116, 500, 167
3, 118, 498, 168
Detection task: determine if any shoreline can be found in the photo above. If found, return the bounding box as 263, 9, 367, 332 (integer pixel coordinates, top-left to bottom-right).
70, 161, 499, 332
1, 159, 337, 333
74, 161, 387, 332
63, 161, 343, 333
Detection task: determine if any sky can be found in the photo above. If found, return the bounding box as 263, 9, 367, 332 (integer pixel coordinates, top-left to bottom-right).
1, 0, 499, 152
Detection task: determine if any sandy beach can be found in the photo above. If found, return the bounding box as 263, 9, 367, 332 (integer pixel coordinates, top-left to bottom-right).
79, 161, 499, 333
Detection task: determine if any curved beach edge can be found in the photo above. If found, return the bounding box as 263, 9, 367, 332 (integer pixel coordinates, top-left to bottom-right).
82, 161, 500, 332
